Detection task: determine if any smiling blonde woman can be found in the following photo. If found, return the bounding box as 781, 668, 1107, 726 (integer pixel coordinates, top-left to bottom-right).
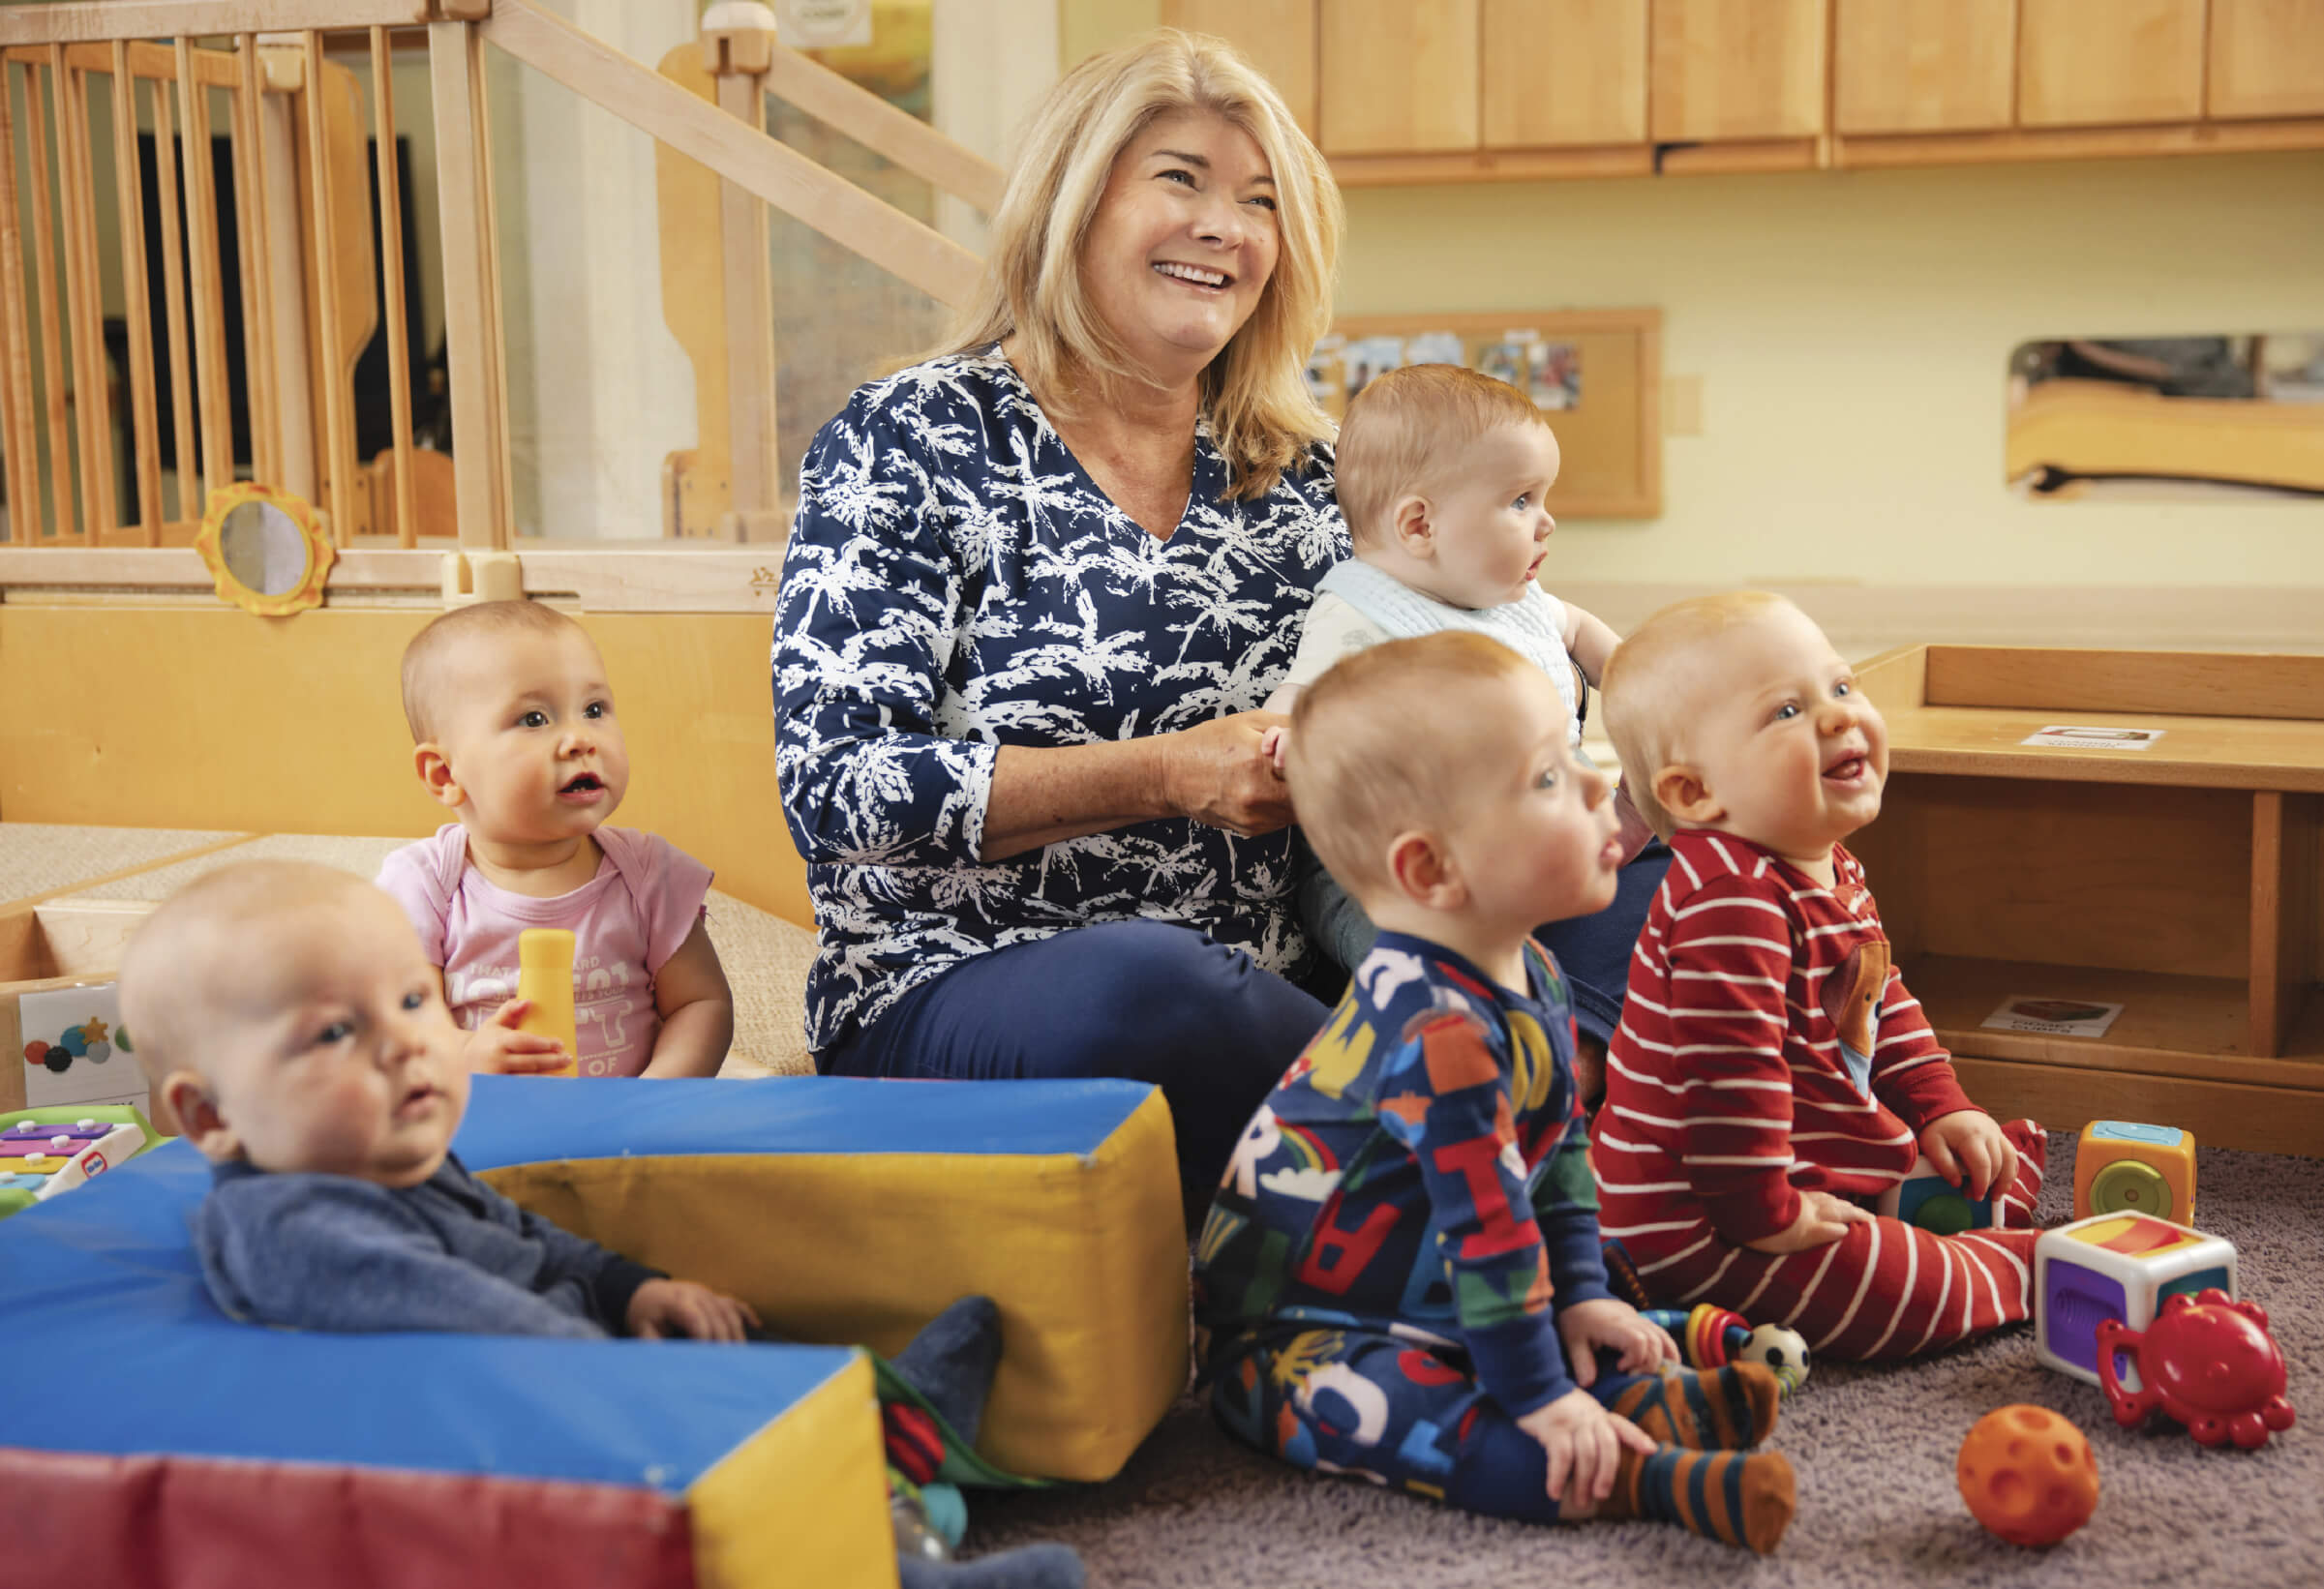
770, 30, 1347, 1227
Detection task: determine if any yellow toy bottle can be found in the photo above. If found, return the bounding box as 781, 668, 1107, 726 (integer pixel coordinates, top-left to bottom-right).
516, 928, 580, 1078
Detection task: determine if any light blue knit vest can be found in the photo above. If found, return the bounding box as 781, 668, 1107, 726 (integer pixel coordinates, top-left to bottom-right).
1316, 558, 1583, 745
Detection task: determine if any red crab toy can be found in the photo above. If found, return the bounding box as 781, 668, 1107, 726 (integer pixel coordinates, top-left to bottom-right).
2096, 1289, 2296, 1449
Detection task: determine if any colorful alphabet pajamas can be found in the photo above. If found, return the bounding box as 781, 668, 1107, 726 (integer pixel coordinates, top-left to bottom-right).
1196, 934, 1791, 1548
1592, 831, 2048, 1357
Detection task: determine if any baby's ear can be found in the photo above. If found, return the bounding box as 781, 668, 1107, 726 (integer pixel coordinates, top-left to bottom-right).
1385, 828, 1464, 911
1389, 493, 1434, 556
1652, 763, 1722, 827
412, 742, 464, 810
159, 1071, 240, 1162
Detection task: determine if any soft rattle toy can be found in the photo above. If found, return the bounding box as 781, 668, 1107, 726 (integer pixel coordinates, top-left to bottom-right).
2096, 1289, 2296, 1449
516, 928, 580, 1078
1643, 1304, 1812, 1396
1957, 1404, 2099, 1546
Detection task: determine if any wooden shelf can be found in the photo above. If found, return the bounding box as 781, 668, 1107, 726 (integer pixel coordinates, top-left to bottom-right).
1853, 645, 2324, 1156
1911, 955, 2324, 1156
1909, 955, 2324, 1081
1882, 705, 2324, 793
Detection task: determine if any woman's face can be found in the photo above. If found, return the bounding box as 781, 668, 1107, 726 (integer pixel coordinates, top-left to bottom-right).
1080, 108, 1281, 389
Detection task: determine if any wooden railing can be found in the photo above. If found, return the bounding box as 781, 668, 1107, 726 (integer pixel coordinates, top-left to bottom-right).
0, 17, 371, 546
0, 0, 1001, 583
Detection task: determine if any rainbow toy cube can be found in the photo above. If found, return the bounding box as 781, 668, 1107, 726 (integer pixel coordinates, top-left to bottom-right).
2073, 1120, 2195, 1223
1876, 1153, 1997, 1234
2034, 1212, 2237, 1387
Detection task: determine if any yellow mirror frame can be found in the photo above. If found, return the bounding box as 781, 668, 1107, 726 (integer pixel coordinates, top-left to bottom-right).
193, 484, 336, 616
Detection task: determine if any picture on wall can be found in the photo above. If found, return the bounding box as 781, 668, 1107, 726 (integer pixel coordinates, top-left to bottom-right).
1313, 309, 1662, 519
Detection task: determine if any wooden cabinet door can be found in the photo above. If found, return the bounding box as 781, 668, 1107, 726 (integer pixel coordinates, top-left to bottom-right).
2018, 0, 2205, 126
1162, 0, 1320, 137
1481, 0, 1648, 147
2209, 0, 2324, 119
1649, 0, 1829, 141
1319, 0, 1481, 154
1833, 0, 2016, 134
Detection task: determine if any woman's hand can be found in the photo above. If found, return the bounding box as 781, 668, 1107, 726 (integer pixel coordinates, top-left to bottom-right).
1162, 711, 1295, 836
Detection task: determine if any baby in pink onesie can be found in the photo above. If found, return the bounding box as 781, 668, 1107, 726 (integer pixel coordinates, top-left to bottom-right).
378, 601, 734, 1078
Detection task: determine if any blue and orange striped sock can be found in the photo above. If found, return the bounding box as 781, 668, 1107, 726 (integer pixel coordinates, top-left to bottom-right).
1608, 1364, 1782, 1450
1600, 1442, 1795, 1553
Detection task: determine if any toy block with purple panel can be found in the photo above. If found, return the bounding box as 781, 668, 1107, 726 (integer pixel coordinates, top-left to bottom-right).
2034, 1212, 2238, 1387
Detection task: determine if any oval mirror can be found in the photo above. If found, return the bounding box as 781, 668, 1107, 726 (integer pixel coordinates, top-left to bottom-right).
218, 500, 311, 596
194, 484, 335, 616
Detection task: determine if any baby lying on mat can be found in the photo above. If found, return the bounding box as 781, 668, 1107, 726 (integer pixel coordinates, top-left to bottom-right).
119, 859, 1078, 1589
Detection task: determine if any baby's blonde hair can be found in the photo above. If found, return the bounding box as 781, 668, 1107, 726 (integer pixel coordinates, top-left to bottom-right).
1284, 631, 1542, 897
1601, 590, 1796, 838
1335, 364, 1549, 549
400, 599, 591, 742
928, 28, 1341, 501
119, 860, 372, 1094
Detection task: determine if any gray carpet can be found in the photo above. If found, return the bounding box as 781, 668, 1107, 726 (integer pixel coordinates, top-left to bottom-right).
972, 1132, 2324, 1587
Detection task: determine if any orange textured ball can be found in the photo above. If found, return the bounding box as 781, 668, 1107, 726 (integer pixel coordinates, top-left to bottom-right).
1957, 1405, 2100, 1546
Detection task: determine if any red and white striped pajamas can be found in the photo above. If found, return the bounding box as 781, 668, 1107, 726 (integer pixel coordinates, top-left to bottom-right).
1590, 831, 2047, 1360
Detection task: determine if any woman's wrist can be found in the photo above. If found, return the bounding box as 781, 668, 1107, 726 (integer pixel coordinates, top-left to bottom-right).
981, 737, 1182, 860
1137, 730, 1185, 822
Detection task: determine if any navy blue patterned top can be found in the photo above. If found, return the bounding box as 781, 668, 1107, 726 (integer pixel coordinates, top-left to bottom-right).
771, 351, 1348, 1052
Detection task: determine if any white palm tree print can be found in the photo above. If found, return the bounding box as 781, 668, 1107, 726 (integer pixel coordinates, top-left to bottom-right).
771, 353, 1347, 1051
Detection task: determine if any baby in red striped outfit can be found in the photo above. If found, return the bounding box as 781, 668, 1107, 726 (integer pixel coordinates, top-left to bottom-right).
1588, 592, 2048, 1361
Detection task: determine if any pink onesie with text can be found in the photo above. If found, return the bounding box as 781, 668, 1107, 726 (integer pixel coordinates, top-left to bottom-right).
376, 824, 713, 1077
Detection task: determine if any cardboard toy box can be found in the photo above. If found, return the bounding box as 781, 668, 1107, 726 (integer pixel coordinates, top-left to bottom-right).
0, 902, 157, 1118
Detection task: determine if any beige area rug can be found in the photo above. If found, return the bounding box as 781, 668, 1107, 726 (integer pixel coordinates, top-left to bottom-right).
33, 827, 817, 1077
0, 824, 244, 908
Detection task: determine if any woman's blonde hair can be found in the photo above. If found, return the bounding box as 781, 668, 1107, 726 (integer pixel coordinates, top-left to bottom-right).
931, 28, 1343, 500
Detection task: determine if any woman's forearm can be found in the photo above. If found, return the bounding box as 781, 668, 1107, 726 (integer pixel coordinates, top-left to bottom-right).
981, 739, 1178, 861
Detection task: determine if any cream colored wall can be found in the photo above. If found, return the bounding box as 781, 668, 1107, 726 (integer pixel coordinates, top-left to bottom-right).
1341, 154, 2324, 588
1062, 3, 2324, 589
1061, 0, 1163, 73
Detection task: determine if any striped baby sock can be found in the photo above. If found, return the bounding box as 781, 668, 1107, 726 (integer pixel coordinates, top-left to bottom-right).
1597, 1443, 1796, 1554
1607, 1363, 1782, 1450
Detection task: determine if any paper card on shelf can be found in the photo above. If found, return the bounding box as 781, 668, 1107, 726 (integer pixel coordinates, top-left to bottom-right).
2019, 725, 2165, 750
1980, 996, 2125, 1038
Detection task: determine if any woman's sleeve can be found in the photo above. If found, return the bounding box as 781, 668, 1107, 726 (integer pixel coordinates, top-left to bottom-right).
770, 394, 998, 869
